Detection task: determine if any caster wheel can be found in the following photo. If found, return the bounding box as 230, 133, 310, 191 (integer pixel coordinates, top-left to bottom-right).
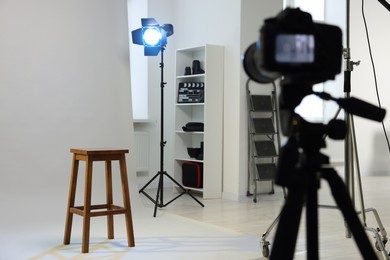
262, 245, 270, 257
375, 240, 382, 251
375, 239, 387, 251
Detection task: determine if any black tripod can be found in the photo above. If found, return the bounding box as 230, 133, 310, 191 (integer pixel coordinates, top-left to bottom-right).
269, 115, 379, 260
138, 46, 204, 217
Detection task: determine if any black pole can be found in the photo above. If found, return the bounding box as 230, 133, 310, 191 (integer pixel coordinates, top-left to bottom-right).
160, 47, 165, 175
159, 47, 166, 206
344, 1, 354, 239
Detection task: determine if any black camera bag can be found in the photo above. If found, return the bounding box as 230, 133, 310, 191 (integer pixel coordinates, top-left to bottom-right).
182, 162, 203, 188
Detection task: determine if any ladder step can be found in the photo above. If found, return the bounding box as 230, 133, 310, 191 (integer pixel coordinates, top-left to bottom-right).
252, 118, 275, 134
254, 141, 277, 157
256, 163, 277, 180
251, 95, 273, 111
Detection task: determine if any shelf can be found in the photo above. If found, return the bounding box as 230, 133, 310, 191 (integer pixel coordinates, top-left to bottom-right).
133, 119, 155, 124
175, 157, 204, 163
176, 74, 205, 79
182, 186, 203, 192
176, 103, 204, 106
176, 131, 204, 134
174, 44, 224, 199
176, 46, 205, 52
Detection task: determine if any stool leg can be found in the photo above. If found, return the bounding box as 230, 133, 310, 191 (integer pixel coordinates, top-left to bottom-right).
105, 160, 114, 239
119, 154, 135, 247
64, 155, 79, 245
82, 158, 93, 253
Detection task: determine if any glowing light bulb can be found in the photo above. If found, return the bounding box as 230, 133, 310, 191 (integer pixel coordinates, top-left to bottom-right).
143, 28, 161, 46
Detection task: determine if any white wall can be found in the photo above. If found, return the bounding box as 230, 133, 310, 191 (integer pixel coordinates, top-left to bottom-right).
137, 0, 283, 200
173, 0, 243, 200
128, 0, 149, 120
319, 1, 390, 175
345, 1, 390, 175
294, 1, 390, 176
320, 1, 347, 163
238, 1, 284, 199
131, 0, 176, 188
0, 0, 138, 231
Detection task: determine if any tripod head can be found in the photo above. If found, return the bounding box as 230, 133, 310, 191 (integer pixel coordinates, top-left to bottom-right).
276, 110, 346, 187
276, 78, 386, 187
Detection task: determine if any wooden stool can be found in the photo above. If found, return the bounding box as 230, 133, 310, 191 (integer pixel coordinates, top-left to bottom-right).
63, 148, 135, 253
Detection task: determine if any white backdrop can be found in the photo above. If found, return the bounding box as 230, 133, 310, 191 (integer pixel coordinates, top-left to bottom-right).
0, 0, 142, 238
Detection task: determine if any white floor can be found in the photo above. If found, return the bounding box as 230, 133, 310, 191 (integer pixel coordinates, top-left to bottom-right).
139, 174, 390, 259
1, 174, 390, 259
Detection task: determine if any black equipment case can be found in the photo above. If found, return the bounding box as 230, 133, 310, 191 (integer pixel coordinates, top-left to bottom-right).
182, 162, 203, 188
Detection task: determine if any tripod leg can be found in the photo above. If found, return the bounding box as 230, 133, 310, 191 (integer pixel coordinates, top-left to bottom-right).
306, 173, 320, 259
322, 168, 379, 260
139, 171, 160, 194
270, 184, 305, 260
163, 172, 204, 207
153, 172, 164, 217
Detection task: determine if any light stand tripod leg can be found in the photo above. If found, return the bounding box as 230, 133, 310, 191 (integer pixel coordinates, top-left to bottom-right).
345, 113, 389, 257
322, 168, 379, 260
345, 111, 354, 238
365, 225, 389, 259
162, 172, 204, 207
350, 117, 390, 257
139, 172, 160, 201
349, 114, 366, 223
260, 212, 281, 257
152, 172, 164, 217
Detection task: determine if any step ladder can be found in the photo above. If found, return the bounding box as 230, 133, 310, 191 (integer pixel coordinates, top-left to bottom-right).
247, 81, 281, 203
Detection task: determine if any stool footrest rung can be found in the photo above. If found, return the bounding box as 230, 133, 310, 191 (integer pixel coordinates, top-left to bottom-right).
70, 204, 127, 217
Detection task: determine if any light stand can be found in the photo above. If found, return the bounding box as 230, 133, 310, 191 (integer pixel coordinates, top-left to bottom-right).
132, 18, 204, 217
138, 46, 204, 217
330, 2, 389, 257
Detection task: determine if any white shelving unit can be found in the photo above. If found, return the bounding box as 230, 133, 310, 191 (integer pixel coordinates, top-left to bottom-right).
173, 45, 224, 199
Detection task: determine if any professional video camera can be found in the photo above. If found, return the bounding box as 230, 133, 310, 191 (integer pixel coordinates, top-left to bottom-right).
243, 7, 342, 85
243, 7, 346, 137
243, 8, 385, 137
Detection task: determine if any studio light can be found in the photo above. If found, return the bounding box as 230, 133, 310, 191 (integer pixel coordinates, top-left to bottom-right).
131, 18, 174, 56
130, 18, 203, 217
143, 28, 161, 46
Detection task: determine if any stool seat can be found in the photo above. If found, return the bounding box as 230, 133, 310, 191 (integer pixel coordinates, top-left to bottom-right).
64, 148, 135, 253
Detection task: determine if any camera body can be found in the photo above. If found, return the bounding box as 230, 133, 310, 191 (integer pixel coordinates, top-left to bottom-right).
244, 8, 343, 84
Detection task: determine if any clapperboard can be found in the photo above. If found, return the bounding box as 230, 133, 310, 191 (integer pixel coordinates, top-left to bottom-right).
177, 82, 205, 103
